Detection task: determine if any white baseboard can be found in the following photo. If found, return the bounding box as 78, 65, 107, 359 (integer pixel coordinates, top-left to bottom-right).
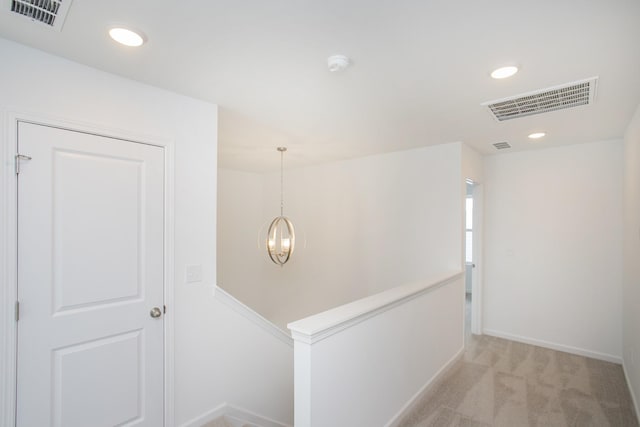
180, 402, 292, 427
385, 346, 465, 427
623, 361, 640, 421
224, 404, 292, 427
181, 402, 227, 427
483, 329, 622, 364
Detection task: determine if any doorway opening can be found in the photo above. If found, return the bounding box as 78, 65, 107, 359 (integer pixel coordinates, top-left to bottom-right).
464, 179, 482, 340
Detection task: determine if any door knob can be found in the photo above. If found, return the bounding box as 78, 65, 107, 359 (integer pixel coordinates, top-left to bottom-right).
150, 307, 162, 318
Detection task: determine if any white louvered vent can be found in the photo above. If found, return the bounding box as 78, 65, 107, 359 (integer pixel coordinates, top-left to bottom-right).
493, 142, 511, 150
482, 77, 598, 122
8, 0, 73, 31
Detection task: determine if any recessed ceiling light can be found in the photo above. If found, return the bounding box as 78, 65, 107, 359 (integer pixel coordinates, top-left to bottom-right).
491, 66, 519, 79
327, 55, 350, 72
528, 132, 546, 139
108, 27, 146, 47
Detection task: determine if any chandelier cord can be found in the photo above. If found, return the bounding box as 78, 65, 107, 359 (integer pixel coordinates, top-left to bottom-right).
280, 149, 284, 217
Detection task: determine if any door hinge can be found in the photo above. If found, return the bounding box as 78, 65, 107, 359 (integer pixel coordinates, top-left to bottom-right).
163, 305, 166, 314
15, 301, 20, 321
15, 154, 32, 175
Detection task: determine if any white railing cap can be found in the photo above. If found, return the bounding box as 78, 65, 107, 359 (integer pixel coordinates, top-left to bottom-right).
287, 270, 463, 345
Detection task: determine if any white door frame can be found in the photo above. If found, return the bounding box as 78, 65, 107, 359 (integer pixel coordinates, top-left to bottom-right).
471, 183, 484, 335
0, 110, 176, 427
463, 179, 484, 337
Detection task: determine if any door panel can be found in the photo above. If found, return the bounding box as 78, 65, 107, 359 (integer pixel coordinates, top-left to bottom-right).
53, 149, 143, 312
16, 122, 164, 427
52, 330, 142, 427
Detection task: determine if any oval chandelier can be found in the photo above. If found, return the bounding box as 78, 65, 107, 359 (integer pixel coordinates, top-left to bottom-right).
267, 147, 295, 266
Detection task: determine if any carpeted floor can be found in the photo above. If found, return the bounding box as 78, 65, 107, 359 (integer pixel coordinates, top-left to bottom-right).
398, 334, 639, 426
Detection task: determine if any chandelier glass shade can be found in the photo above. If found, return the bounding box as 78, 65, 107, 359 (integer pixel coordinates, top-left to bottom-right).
267, 215, 295, 265
267, 147, 295, 266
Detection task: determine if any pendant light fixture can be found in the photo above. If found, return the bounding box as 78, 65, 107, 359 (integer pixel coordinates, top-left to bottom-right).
267, 147, 295, 266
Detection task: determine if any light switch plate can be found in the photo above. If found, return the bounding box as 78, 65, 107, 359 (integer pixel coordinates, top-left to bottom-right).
186, 264, 203, 283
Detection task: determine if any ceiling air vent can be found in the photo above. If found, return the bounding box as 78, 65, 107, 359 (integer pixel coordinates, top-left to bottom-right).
493, 142, 511, 150
482, 77, 598, 122
8, 0, 73, 31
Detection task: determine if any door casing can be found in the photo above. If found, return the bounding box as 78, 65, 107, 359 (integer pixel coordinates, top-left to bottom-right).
0, 111, 176, 427
471, 183, 484, 335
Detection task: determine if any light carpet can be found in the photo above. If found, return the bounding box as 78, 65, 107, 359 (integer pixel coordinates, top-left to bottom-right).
398, 334, 638, 426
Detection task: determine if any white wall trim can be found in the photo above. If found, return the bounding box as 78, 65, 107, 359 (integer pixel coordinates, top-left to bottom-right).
180, 402, 227, 427
288, 271, 463, 345
470, 183, 484, 335
0, 110, 176, 427
224, 404, 292, 427
213, 285, 293, 347
384, 346, 464, 427
163, 132, 176, 427
483, 329, 622, 364
180, 402, 292, 427
623, 361, 640, 422
1, 108, 19, 427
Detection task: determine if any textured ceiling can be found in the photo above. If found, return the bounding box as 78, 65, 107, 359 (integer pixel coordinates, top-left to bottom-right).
1, 0, 639, 172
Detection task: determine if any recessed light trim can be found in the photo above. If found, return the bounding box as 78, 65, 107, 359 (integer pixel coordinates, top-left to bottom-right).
528, 132, 546, 140
108, 27, 146, 47
491, 66, 519, 79
327, 55, 350, 72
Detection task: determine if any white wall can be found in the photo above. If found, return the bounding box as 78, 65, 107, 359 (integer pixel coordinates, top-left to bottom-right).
623, 104, 640, 412
217, 169, 266, 310
0, 38, 292, 427
218, 143, 463, 329
179, 293, 294, 427
484, 140, 623, 361
462, 143, 484, 184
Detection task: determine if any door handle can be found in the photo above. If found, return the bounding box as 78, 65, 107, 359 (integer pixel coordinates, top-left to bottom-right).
150, 307, 162, 318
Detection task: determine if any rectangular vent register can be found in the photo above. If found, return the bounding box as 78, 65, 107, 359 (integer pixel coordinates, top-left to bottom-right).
483, 77, 598, 122
493, 142, 511, 150
8, 0, 73, 31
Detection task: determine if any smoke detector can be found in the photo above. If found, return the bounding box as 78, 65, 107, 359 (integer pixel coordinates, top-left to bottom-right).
482, 77, 598, 122
328, 55, 350, 72
8, 0, 73, 31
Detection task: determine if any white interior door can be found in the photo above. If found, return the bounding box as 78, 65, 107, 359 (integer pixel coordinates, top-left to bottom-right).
16, 122, 165, 427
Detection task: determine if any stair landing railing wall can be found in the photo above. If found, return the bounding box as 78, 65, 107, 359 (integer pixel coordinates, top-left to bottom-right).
288, 271, 465, 427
